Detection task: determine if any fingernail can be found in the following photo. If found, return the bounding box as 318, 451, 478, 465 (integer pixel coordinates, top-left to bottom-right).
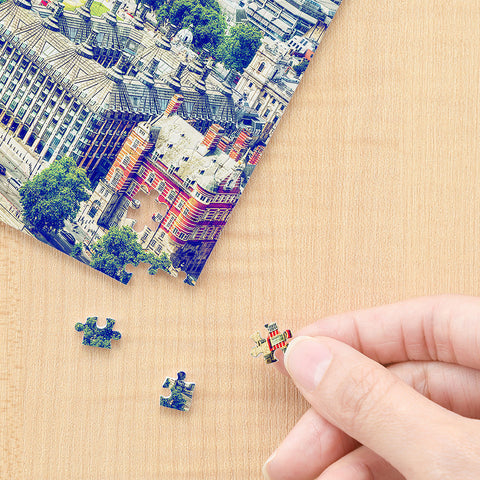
284, 337, 333, 392
262, 451, 276, 479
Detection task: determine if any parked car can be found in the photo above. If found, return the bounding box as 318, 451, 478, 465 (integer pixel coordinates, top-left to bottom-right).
8, 177, 22, 190
59, 230, 76, 245
0, 163, 6, 175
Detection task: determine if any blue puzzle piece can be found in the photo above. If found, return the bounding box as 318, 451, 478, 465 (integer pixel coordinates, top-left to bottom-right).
160, 371, 195, 412
75, 317, 121, 349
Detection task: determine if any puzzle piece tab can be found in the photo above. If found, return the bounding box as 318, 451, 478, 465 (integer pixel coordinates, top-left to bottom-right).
250, 323, 293, 364
160, 371, 195, 412
75, 317, 121, 349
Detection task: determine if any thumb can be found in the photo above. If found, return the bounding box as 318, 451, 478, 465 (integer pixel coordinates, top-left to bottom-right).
284, 336, 462, 478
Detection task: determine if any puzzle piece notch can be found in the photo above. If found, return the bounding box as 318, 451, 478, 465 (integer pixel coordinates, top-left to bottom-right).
160, 371, 195, 412
250, 322, 292, 364
124, 261, 158, 282
124, 260, 188, 283
75, 317, 121, 349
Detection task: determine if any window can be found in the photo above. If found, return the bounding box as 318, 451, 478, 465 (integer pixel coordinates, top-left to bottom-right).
258, 62, 265, 72
121, 154, 131, 167
126, 182, 137, 196
255, 103, 261, 111
271, 98, 276, 105
166, 189, 177, 202
158, 181, 166, 193
262, 92, 267, 98
248, 82, 253, 88
205, 210, 216, 221
137, 165, 146, 178
263, 109, 270, 118
165, 214, 176, 228
131, 139, 139, 150
184, 177, 195, 189
167, 164, 179, 175
88, 200, 101, 218
146, 172, 155, 185
110, 169, 123, 187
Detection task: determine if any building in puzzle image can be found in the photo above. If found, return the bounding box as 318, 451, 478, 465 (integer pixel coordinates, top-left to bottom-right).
0, 0, 342, 285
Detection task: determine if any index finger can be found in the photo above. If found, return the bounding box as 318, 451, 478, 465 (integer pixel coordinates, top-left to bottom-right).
285, 295, 480, 370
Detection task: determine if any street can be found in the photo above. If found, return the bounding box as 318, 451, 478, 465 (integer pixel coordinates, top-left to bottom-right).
0, 173, 22, 211
0, 146, 29, 183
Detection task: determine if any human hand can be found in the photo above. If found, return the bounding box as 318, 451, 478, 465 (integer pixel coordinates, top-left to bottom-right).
263, 295, 480, 479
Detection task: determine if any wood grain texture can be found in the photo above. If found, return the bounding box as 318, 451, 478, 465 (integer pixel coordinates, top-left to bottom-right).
2, 1, 480, 478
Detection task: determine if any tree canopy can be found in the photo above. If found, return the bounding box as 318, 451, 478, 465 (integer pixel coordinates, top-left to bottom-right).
293, 59, 309, 77
89, 226, 145, 283
144, 251, 172, 275
19, 156, 91, 233
134, 0, 161, 14
156, 0, 227, 52
89, 226, 173, 283
215, 23, 262, 73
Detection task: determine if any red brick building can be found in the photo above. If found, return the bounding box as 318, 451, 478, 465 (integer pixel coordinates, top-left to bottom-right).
82, 111, 250, 282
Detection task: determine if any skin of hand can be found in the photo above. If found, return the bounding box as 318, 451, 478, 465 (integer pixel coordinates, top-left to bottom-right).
263, 295, 480, 480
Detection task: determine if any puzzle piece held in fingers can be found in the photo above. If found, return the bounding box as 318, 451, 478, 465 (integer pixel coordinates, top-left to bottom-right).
250, 322, 292, 364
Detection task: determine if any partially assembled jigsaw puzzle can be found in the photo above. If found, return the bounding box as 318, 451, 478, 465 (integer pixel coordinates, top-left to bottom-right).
0, 0, 342, 285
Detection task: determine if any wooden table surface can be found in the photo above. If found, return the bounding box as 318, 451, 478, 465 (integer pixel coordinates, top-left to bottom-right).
2, 1, 480, 478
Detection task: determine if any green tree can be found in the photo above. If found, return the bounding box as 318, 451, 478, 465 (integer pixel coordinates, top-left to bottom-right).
215, 23, 262, 73
156, 0, 226, 52
70, 242, 83, 258
19, 156, 91, 234
144, 251, 172, 275
89, 226, 145, 283
134, 0, 161, 14
293, 59, 309, 77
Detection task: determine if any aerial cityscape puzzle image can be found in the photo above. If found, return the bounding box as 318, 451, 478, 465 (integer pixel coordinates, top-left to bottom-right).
0, 0, 342, 285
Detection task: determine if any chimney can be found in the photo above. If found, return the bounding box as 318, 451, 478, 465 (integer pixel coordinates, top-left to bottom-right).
217, 136, 232, 153
164, 94, 184, 116
201, 124, 224, 151
229, 129, 252, 161
249, 144, 265, 166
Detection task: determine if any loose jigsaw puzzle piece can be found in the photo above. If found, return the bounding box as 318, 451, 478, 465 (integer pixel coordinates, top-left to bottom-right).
250, 323, 292, 364
160, 371, 195, 412
75, 316, 121, 349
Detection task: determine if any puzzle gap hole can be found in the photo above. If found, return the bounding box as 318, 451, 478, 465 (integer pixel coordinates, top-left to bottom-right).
127, 189, 168, 234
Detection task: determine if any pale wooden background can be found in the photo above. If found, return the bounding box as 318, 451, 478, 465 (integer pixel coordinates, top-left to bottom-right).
2, 1, 480, 478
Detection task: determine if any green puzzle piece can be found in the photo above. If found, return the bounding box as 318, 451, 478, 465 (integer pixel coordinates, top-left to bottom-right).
75, 317, 121, 349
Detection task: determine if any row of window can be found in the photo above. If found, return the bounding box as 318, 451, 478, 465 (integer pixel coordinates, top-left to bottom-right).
0, 50, 92, 156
